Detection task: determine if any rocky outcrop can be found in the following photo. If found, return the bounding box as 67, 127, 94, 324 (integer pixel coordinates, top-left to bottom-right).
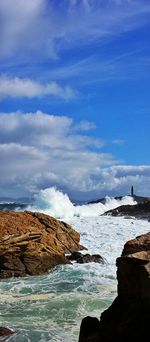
0, 327, 14, 338
67, 251, 104, 264
104, 201, 150, 220
0, 211, 83, 278
79, 231, 150, 341
122, 231, 150, 256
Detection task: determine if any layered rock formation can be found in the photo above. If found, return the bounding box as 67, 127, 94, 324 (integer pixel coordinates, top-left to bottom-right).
104, 201, 150, 220
0, 211, 82, 278
79, 231, 150, 341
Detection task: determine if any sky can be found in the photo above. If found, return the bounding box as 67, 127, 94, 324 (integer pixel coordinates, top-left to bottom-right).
0, 0, 150, 201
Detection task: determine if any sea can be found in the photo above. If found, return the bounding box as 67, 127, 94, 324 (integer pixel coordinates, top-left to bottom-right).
0, 187, 150, 342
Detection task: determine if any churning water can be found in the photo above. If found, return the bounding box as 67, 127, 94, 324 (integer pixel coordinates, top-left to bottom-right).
0, 188, 149, 341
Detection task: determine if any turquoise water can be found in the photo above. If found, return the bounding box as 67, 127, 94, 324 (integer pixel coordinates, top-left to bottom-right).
0, 208, 150, 341
0, 264, 115, 341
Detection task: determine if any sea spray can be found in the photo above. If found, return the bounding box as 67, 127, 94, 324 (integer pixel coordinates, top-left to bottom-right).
32, 187, 75, 219
28, 187, 137, 219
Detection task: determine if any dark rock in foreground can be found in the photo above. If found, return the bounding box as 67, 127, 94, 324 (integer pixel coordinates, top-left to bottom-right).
0, 211, 83, 278
0, 327, 14, 338
104, 201, 150, 220
67, 251, 104, 264
79, 231, 150, 341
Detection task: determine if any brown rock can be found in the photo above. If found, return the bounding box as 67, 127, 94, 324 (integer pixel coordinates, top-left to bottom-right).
0, 327, 14, 337
79, 231, 150, 341
0, 211, 82, 278
122, 231, 150, 256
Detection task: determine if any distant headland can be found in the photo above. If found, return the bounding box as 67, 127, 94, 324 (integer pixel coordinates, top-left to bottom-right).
88, 186, 150, 205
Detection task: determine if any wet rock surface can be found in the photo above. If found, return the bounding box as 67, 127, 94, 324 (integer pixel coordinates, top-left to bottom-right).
104, 201, 150, 220
0, 211, 82, 278
67, 251, 103, 264
0, 327, 14, 338
79, 230, 150, 341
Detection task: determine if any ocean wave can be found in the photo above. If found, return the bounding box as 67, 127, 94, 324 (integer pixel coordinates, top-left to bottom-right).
27, 187, 137, 220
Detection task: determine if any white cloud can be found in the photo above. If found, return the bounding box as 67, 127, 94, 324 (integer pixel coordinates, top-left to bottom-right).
0, 111, 103, 149
112, 139, 125, 145
0, 0, 150, 60
0, 111, 149, 199
102, 165, 150, 196
0, 0, 47, 58
0, 77, 76, 100
73, 120, 96, 131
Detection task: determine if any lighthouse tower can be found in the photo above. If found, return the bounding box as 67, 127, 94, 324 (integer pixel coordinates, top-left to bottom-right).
131, 186, 134, 196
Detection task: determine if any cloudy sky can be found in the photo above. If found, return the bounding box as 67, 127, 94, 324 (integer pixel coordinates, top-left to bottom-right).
0, 0, 150, 200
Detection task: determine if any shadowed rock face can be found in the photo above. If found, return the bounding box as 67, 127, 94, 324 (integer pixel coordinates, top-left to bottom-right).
0, 327, 14, 338
104, 201, 150, 220
0, 211, 82, 278
79, 231, 150, 342
67, 251, 104, 264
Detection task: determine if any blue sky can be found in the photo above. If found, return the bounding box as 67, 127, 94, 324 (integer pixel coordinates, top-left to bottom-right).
0, 0, 150, 200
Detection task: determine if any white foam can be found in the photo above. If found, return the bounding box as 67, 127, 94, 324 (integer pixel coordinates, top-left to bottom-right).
28, 187, 137, 220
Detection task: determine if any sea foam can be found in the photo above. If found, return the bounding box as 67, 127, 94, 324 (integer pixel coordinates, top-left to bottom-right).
28, 187, 137, 220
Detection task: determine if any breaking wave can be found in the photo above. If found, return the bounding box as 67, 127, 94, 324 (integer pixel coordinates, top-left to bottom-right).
28, 187, 136, 220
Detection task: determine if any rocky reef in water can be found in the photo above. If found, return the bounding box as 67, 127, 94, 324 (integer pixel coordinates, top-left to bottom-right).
0, 211, 83, 278
79, 231, 150, 341
67, 251, 104, 264
104, 201, 150, 220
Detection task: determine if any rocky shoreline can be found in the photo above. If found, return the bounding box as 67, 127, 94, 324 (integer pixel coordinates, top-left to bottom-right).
0, 210, 105, 339
104, 201, 150, 221
1, 210, 150, 340
0, 211, 84, 278
79, 231, 150, 341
